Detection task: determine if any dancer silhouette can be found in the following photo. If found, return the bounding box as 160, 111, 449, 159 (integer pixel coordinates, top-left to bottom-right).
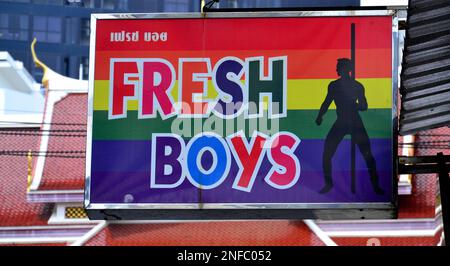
315, 58, 384, 195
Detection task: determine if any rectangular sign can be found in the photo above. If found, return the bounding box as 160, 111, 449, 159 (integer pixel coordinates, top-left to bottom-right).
86, 11, 398, 220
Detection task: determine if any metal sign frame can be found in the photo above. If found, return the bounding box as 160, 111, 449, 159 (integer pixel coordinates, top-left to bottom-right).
85, 10, 399, 220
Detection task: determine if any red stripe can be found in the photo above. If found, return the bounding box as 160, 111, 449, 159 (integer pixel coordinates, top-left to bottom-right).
94, 49, 391, 80
95, 16, 391, 51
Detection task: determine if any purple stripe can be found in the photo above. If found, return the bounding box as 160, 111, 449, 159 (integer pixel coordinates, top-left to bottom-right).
90, 170, 392, 203
91, 139, 392, 172
90, 171, 200, 203
90, 138, 393, 204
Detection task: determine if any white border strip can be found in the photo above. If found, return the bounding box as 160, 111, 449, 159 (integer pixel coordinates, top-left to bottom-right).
0, 225, 93, 230
326, 226, 443, 237
0, 237, 79, 245
71, 221, 107, 246
29, 92, 67, 190
91, 10, 395, 20
304, 220, 337, 246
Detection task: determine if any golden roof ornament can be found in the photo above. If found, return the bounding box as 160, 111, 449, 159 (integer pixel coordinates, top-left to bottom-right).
31, 38, 51, 89
27, 150, 33, 192
30, 38, 88, 92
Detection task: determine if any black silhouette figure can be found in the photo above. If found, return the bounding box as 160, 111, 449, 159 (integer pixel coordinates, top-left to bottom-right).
315, 58, 384, 195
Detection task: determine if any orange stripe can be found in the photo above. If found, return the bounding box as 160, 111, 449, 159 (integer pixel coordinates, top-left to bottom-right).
94, 49, 391, 80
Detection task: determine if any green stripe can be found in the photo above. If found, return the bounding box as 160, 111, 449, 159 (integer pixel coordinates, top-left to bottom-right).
92, 109, 392, 140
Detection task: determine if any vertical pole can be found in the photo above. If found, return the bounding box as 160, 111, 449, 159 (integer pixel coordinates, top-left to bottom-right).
351, 24, 356, 78
437, 152, 449, 246
351, 23, 356, 194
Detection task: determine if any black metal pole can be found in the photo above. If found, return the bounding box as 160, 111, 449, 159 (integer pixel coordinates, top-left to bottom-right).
437, 152, 449, 246
351, 23, 356, 194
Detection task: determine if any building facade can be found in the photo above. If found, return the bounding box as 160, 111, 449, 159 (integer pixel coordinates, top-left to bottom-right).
0, 0, 364, 82
0, 0, 200, 82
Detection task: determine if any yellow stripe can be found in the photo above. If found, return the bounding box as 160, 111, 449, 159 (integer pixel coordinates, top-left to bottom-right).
287, 78, 392, 109
93, 78, 392, 111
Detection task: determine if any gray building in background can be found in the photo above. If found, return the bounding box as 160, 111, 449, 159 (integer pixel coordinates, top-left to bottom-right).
0, 0, 359, 81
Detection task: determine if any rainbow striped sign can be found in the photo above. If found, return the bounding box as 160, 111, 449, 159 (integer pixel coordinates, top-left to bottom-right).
86, 13, 395, 218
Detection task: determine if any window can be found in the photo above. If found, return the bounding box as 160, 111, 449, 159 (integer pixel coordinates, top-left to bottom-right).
0, 14, 29, 41
81, 0, 130, 10
115, 0, 128, 10
65, 0, 83, 6
81, 56, 89, 80
33, 16, 62, 43
65, 0, 93, 8
80, 18, 90, 45
73, 0, 97, 8
1, 0, 30, 2
33, 0, 64, 5
68, 0, 123, 9
164, 0, 190, 12
101, 0, 115, 10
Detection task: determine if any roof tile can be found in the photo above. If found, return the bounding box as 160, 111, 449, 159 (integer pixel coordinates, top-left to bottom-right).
0, 133, 52, 226
85, 221, 325, 246
39, 94, 87, 191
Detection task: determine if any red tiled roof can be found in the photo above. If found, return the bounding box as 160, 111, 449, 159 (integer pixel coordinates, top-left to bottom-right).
39, 94, 87, 191
414, 127, 449, 157
332, 232, 442, 246
0, 133, 52, 226
84, 221, 325, 246
398, 173, 437, 218
398, 127, 449, 219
